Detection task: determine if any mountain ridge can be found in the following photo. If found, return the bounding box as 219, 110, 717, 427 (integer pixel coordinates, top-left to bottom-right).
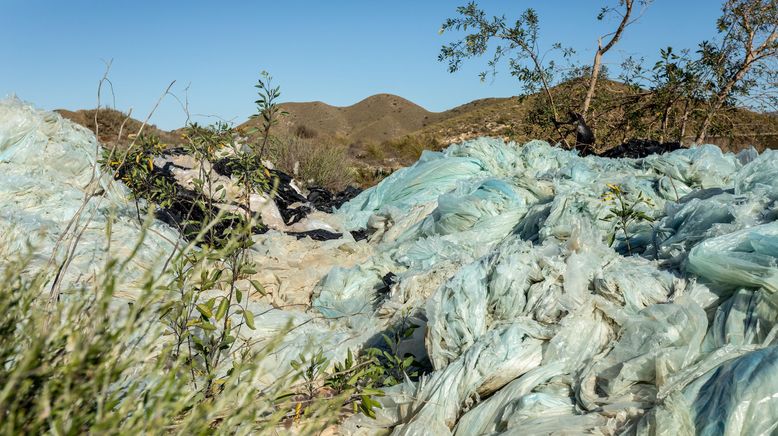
258, 93, 447, 145
58, 80, 778, 187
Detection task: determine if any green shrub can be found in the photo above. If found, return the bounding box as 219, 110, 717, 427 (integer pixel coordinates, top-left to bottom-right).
0, 219, 362, 433
600, 183, 656, 254
0, 71, 392, 434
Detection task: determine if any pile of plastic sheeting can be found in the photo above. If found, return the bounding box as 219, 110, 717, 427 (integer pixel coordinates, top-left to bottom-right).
4, 98, 778, 434
0, 98, 179, 296
328, 139, 778, 434
0, 98, 375, 385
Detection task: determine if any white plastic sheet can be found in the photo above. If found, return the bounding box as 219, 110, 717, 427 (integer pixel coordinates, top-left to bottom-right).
5, 99, 778, 434
0, 98, 178, 295
332, 137, 778, 434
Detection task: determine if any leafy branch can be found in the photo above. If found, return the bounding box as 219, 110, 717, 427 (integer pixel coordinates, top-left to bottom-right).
601, 183, 655, 255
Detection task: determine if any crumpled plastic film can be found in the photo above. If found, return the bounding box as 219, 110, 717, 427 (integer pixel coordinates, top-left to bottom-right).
8, 98, 778, 434
334, 131, 778, 433
338, 151, 487, 230
735, 149, 778, 200
703, 287, 778, 351
687, 222, 778, 293
0, 98, 178, 296
392, 323, 545, 436
637, 345, 778, 436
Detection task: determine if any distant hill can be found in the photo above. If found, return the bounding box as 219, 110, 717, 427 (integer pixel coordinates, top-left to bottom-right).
56, 108, 181, 150
59, 80, 778, 187
246, 94, 447, 146
405, 80, 778, 154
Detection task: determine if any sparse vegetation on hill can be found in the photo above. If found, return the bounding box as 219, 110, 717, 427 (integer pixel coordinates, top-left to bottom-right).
57, 107, 183, 150
436, 0, 777, 154
60, 76, 778, 188
58, 0, 777, 187
405, 78, 778, 153
263, 94, 440, 145
269, 135, 354, 191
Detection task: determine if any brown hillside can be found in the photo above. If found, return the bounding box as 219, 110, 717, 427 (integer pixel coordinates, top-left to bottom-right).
56, 108, 182, 150
247, 94, 447, 146
58, 81, 778, 188
401, 79, 778, 157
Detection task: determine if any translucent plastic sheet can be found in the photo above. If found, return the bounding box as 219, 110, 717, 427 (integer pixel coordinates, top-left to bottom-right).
5, 99, 778, 434
332, 139, 778, 433
0, 98, 178, 295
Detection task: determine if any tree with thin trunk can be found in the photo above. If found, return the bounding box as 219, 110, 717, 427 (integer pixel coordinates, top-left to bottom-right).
438, 3, 575, 148
581, 0, 652, 118
694, 0, 778, 144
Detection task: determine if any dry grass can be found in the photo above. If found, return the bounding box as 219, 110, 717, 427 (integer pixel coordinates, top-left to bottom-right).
383, 134, 442, 164
269, 135, 354, 191
294, 124, 318, 139
364, 142, 386, 161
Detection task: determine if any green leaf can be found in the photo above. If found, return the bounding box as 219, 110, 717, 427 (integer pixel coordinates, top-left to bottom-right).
361, 388, 385, 397
195, 304, 213, 319
215, 298, 229, 320
249, 280, 266, 296
200, 321, 217, 331
244, 310, 256, 330
359, 397, 377, 419
275, 391, 296, 401
607, 232, 616, 247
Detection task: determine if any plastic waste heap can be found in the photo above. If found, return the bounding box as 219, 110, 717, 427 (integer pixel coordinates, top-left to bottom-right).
3, 98, 778, 435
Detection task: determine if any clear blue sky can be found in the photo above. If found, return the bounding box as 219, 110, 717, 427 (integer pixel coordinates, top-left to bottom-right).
1, 1, 723, 130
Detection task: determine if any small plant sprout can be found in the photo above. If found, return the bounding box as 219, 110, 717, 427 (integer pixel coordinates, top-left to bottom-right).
251, 71, 287, 162
601, 183, 655, 255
